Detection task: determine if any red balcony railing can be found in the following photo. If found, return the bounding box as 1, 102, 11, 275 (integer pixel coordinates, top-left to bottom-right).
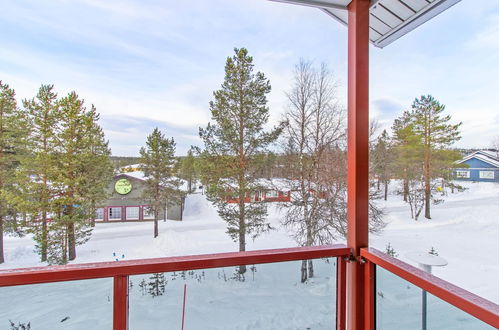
0, 245, 497, 329
361, 248, 499, 329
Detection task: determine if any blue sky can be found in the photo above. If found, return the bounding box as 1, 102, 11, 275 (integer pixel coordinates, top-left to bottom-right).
0, 0, 498, 156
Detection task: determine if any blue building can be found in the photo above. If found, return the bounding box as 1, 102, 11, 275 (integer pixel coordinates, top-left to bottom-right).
454, 150, 499, 182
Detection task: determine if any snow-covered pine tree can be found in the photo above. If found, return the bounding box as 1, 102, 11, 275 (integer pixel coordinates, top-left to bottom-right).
139, 279, 147, 296
385, 243, 398, 257
391, 111, 422, 204
47, 92, 111, 263
139, 128, 181, 238
147, 273, 167, 297
80, 120, 114, 228
9, 320, 31, 330
0, 81, 29, 264
428, 247, 439, 256
180, 148, 197, 194
371, 130, 393, 201
410, 95, 462, 219
198, 48, 283, 276
21, 84, 59, 262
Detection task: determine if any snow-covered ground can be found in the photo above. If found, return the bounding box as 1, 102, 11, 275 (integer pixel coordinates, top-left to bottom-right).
1, 181, 498, 329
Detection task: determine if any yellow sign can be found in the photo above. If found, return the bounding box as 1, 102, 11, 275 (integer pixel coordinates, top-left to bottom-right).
115, 178, 132, 195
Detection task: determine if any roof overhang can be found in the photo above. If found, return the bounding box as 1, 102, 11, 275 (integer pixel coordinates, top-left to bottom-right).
269, 0, 461, 48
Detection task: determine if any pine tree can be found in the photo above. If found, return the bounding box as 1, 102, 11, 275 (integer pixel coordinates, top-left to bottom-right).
139, 128, 181, 238
80, 120, 113, 228
391, 111, 422, 204
385, 243, 398, 258
371, 130, 393, 201
147, 273, 166, 297
0, 81, 29, 264
21, 84, 59, 262
180, 148, 196, 193
199, 48, 283, 275
410, 95, 461, 219
48, 92, 110, 263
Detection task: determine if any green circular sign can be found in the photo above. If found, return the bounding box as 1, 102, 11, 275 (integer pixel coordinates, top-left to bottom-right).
115, 178, 132, 195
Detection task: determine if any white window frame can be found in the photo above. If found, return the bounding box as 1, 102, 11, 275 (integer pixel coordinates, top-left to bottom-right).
95, 208, 104, 220
479, 171, 494, 179
126, 206, 140, 220
455, 170, 470, 179
266, 190, 278, 198
108, 207, 122, 220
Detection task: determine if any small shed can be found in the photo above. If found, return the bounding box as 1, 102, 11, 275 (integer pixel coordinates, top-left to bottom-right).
454, 150, 499, 182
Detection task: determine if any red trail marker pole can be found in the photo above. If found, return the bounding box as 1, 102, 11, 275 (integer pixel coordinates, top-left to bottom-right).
181, 283, 187, 330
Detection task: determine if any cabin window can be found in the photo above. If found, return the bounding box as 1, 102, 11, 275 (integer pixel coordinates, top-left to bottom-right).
479, 171, 494, 179
266, 190, 278, 198
95, 208, 104, 220
108, 207, 122, 220
143, 206, 155, 219
455, 170, 470, 178
126, 206, 140, 220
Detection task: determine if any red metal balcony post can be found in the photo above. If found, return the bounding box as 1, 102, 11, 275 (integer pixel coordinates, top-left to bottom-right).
337, 257, 347, 330
346, 0, 370, 329
113, 275, 129, 330
364, 261, 375, 330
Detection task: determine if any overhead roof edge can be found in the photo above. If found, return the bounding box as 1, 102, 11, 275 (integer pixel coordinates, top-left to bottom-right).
267, 0, 462, 48
373, 0, 462, 48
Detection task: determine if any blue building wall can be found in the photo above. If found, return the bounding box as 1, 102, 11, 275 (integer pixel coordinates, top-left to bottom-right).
455, 158, 499, 182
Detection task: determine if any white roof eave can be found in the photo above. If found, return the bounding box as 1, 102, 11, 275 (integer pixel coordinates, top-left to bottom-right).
268, 0, 462, 48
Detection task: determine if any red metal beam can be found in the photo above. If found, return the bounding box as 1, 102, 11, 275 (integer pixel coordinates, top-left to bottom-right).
361, 248, 499, 329
346, 0, 370, 329
113, 275, 129, 330
0, 245, 349, 287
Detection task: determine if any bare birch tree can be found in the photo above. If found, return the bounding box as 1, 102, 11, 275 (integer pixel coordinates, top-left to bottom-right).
280, 60, 345, 282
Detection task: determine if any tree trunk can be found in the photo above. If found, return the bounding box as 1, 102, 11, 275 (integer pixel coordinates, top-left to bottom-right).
0, 216, 4, 264
154, 217, 158, 238
238, 201, 246, 275
41, 211, 48, 262
306, 223, 313, 278
403, 179, 409, 202
424, 182, 431, 219
68, 222, 76, 261
308, 259, 314, 278
301, 260, 307, 283
384, 181, 388, 201
62, 229, 68, 264
90, 201, 96, 228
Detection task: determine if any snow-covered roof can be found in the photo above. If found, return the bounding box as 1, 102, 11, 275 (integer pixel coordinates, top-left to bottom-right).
475, 150, 499, 161
119, 171, 146, 181
121, 163, 141, 169
456, 151, 499, 168
115, 172, 189, 191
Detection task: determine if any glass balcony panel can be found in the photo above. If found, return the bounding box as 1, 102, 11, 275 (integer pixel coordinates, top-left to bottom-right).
0, 278, 112, 329
427, 292, 495, 329
376, 266, 495, 330
129, 258, 337, 329
376, 266, 422, 330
